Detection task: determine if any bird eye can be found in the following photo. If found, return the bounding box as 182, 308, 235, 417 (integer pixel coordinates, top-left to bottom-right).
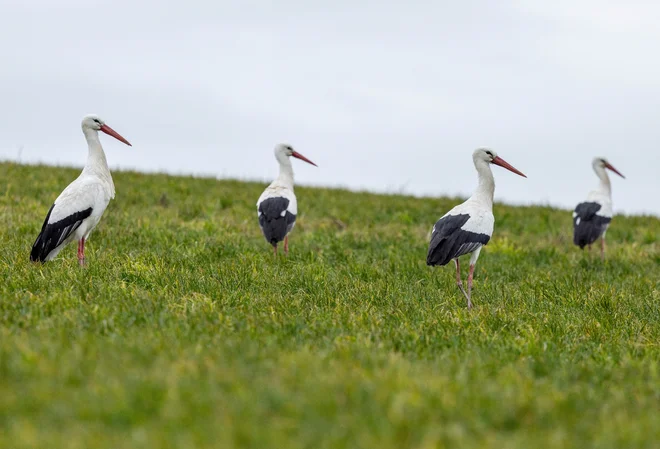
485, 151, 493, 157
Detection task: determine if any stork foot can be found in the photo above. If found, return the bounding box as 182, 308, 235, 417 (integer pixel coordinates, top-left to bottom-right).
453, 258, 472, 309
457, 283, 470, 306
284, 236, 289, 256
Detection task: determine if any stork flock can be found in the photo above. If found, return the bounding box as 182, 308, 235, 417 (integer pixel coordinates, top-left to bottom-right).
29, 115, 626, 309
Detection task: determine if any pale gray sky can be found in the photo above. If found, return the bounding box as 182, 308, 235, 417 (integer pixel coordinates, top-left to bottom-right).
1, 0, 659, 215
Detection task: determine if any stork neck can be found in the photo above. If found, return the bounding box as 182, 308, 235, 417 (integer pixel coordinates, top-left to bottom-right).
594, 165, 612, 197
81, 128, 115, 198
276, 157, 295, 189
82, 128, 110, 174
472, 160, 495, 207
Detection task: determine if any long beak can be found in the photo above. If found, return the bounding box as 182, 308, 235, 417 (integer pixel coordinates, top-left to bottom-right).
291, 151, 317, 167
100, 124, 132, 146
604, 162, 625, 179
491, 156, 527, 178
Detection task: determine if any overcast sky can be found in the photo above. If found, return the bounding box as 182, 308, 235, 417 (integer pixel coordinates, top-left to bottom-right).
1, 1, 659, 215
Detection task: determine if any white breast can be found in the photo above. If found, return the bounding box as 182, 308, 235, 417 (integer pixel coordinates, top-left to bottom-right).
586, 192, 613, 218
443, 201, 494, 237
49, 174, 114, 238
257, 183, 298, 215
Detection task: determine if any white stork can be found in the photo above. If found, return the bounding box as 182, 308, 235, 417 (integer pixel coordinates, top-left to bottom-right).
572, 157, 625, 260
30, 114, 131, 265
427, 148, 527, 309
257, 143, 317, 255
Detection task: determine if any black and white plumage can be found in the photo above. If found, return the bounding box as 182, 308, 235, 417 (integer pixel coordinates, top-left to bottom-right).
31, 205, 93, 262
427, 148, 526, 309
573, 202, 611, 249
30, 114, 131, 265
256, 144, 317, 255
258, 196, 297, 246
572, 157, 624, 259
427, 214, 491, 266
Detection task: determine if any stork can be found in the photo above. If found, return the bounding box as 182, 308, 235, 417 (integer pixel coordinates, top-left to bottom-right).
257, 144, 317, 255
572, 157, 625, 260
427, 148, 526, 309
30, 114, 131, 265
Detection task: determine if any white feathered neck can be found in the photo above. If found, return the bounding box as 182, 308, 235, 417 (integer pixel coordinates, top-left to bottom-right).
82, 127, 115, 199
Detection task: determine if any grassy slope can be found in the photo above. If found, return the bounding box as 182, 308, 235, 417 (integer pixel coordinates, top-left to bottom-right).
0, 161, 659, 449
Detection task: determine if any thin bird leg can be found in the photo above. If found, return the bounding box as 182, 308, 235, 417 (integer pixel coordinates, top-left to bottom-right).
77, 238, 86, 267
467, 264, 476, 310
284, 235, 289, 255
273, 244, 278, 257
454, 259, 470, 304
601, 235, 606, 261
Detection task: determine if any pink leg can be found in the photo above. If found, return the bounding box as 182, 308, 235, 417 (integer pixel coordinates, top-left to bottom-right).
284, 235, 289, 255
273, 244, 278, 256
77, 238, 86, 266
601, 236, 606, 261
454, 259, 470, 304
467, 264, 476, 309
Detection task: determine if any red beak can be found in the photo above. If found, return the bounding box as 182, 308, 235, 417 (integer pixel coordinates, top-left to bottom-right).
604, 162, 625, 179
491, 156, 527, 178
100, 124, 132, 146
291, 151, 317, 167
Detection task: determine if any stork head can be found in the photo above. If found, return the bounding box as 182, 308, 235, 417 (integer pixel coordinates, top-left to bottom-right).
473, 147, 526, 178
593, 157, 625, 179
81, 114, 132, 146
274, 143, 317, 167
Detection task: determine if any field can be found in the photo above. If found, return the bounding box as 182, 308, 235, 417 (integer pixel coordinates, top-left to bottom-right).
0, 161, 659, 449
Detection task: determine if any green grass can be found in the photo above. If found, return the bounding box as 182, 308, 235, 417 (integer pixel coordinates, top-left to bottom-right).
1, 161, 659, 449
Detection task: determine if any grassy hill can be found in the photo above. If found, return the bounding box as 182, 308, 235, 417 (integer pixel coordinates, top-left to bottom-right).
1, 161, 659, 449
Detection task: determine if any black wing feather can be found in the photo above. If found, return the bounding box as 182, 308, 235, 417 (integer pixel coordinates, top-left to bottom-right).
258, 197, 296, 246
573, 202, 611, 248
427, 214, 490, 266
30, 205, 93, 262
